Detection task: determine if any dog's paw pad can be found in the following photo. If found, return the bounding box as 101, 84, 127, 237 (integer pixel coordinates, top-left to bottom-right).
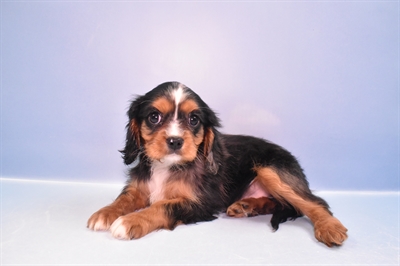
227, 201, 254, 218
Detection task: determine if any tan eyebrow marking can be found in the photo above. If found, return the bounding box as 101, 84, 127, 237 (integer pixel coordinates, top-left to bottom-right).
152, 97, 174, 114
180, 99, 199, 114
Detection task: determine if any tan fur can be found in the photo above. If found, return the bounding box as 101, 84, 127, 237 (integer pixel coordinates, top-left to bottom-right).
203, 128, 214, 156
254, 166, 348, 246
87, 181, 149, 231
129, 120, 141, 147
139, 96, 204, 163
180, 99, 199, 114
153, 97, 174, 114
164, 179, 199, 202
180, 128, 204, 162
112, 199, 184, 239
140, 120, 204, 163
227, 197, 277, 218
193, 127, 204, 146
140, 123, 169, 160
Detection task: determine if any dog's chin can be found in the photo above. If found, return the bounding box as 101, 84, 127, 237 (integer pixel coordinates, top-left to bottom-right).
157, 153, 183, 166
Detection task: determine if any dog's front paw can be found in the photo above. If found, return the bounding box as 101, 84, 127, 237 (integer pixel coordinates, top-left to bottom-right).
314, 217, 348, 247
87, 206, 122, 231
110, 213, 151, 240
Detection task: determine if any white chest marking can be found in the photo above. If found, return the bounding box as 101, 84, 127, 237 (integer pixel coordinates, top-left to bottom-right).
148, 165, 169, 203
148, 156, 179, 203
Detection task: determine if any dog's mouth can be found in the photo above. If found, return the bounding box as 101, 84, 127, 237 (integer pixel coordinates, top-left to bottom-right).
158, 153, 183, 165
168, 150, 182, 155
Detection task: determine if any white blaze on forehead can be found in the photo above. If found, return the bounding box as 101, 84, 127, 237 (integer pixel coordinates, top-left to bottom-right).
166, 84, 187, 137
171, 84, 186, 119
166, 120, 182, 137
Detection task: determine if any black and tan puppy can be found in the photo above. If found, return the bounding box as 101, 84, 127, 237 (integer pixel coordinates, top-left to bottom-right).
87, 81, 348, 247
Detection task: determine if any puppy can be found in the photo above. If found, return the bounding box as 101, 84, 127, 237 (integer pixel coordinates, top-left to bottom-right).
87, 82, 347, 247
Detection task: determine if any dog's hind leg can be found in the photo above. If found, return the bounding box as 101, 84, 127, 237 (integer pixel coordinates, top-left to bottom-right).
254, 166, 348, 247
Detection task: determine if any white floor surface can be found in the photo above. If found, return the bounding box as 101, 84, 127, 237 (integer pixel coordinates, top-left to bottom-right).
1, 178, 399, 265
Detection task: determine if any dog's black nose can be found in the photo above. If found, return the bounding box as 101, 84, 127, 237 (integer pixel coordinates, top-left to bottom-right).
167, 137, 184, 151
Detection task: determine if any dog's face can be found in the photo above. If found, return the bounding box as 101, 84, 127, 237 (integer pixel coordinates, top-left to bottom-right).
122, 82, 220, 167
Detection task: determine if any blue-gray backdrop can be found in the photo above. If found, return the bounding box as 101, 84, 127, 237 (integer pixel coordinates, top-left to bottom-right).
1, 1, 398, 191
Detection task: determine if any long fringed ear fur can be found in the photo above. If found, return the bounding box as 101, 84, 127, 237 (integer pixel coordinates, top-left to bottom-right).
203, 128, 219, 174
201, 106, 223, 174
120, 96, 144, 165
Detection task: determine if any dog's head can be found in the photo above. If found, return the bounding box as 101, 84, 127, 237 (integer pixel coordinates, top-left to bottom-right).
121, 82, 221, 172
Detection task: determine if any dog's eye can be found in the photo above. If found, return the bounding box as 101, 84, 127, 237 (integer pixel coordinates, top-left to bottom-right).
148, 112, 162, 125
189, 114, 200, 127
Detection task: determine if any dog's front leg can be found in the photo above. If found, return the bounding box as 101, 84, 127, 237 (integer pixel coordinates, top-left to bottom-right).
109, 198, 187, 240
87, 181, 149, 231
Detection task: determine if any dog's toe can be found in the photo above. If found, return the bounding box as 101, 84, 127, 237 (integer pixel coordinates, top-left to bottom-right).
87, 207, 121, 231
314, 217, 348, 247
110, 217, 132, 240
226, 200, 255, 218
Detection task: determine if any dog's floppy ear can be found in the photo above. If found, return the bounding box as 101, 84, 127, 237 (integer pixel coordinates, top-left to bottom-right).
202, 107, 222, 174
203, 128, 218, 174
120, 96, 144, 165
